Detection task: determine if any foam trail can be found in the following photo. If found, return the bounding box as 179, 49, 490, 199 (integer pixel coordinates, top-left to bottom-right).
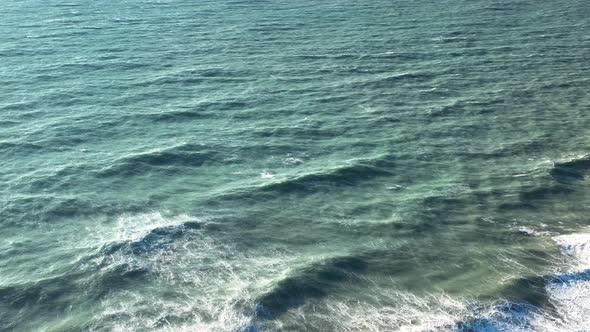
532, 232, 590, 330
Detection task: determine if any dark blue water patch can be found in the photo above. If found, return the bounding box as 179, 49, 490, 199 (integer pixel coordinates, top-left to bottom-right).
547, 269, 590, 294
240, 325, 262, 332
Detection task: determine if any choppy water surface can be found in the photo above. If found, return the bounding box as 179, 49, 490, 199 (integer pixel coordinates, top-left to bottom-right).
1, 0, 590, 331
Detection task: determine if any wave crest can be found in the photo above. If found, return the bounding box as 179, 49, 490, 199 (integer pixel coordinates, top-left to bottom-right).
550, 154, 590, 182
260, 154, 395, 193
97, 143, 218, 176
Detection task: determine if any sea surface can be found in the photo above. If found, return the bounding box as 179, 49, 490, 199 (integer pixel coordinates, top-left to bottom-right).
1, 0, 590, 331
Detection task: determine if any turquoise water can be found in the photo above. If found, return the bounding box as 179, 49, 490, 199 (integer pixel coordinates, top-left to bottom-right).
1, 0, 590, 331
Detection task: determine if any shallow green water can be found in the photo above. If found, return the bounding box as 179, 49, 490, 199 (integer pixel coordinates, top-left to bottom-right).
1, 0, 590, 331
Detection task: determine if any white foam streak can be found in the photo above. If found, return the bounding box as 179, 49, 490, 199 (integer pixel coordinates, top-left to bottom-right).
319, 293, 463, 332
553, 233, 590, 269
110, 212, 195, 244
531, 232, 590, 331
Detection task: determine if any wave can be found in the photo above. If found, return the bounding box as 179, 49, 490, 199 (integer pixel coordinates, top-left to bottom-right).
259, 154, 395, 194
532, 232, 590, 330
246, 231, 590, 331
0, 119, 20, 127
486, 138, 550, 159
494, 156, 588, 212
0, 265, 152, 331
85, 213, 304, 332
0, 272, 87, 331
1, 213, 208, 331
245, 287, 546, 332
317, 297, 538, 332
97, 143, 218, 177
132, 68, 254, 87
461, 232, 590, 331
246, 124, 347, 140
349, 71, 439, 90
0, 99, 40, 112
0, 194, 145, 225
142, 109, 217, 122
128, 98, 250, 122
427, 96, 506, 118
539, 77, 590, 90
253, 255, 368, 320
10, 212, 586, 332
0, 140, 46, 158
517, 183, 575, 206
550, 154, 590, 182
98, 218, 202, 257
204, 154, 397, 203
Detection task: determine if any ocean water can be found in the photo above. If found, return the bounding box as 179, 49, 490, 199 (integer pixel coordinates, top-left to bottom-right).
1, 0, 590, 331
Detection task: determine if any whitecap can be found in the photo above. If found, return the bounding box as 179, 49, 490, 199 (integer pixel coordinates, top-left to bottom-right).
531, 232, 590, 330
260, 171, 275, 179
